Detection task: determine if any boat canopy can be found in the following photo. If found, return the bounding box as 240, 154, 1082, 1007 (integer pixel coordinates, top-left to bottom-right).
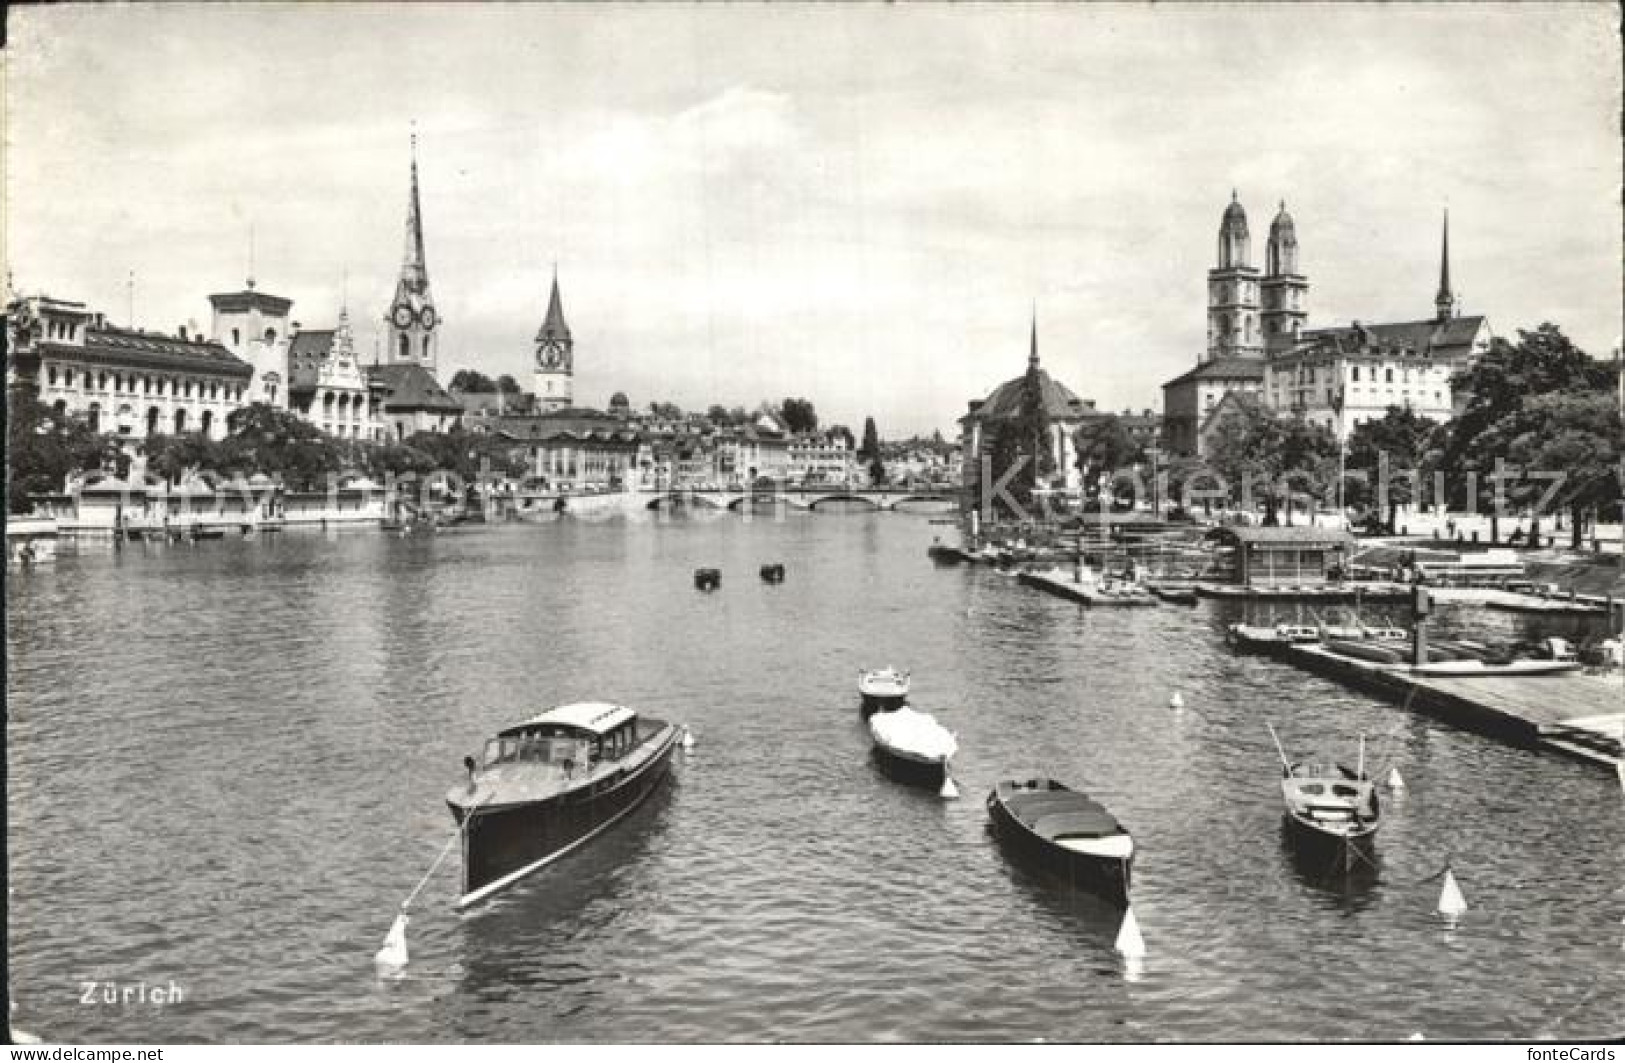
504, 701, 637, 737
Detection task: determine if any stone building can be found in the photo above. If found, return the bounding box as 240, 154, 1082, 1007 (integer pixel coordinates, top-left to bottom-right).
208, 281, 292, 408
7, 294, 252, 440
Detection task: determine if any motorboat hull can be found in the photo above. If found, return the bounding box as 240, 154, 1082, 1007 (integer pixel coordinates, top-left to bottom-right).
987, 785, 1131, 907
1281, 810, 1378, 872
870, 741, 949, 790
449, 724, 681, 907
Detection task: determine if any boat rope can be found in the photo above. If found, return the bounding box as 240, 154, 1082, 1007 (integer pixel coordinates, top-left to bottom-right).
400, 791, 490, 914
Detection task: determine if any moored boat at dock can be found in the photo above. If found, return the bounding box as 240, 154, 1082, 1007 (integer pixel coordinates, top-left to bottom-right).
868, 704, 958, 792
986, 778, 1134, 906
858, 666, 910, 715
446, 702, 684, 908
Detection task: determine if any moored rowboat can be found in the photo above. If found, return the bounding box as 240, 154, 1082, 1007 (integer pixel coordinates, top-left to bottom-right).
987, 777, 1133, 907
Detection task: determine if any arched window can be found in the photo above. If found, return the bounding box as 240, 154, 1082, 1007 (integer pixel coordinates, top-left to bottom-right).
87, 403, 101, 433
200, 410, 213, 437
52, 399, 67, 420
232, 328, 241, 346
264, 327, 277, 343
1385, 368, 1394, 384
146, 407, 160, 436
174, 408, 188, 434
398, 334, 410, 361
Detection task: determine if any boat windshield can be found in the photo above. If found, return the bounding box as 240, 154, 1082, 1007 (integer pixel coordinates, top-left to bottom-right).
483, 731, 592, 768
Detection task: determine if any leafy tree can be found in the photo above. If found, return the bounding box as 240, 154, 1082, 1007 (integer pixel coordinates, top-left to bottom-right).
219, 403, 344, 491
449, 369, 497, 393
780, 397, 819, 434
1345, 406, 1440, 532
827, 424, 856, 451
706, 404, 730, 425
1440, 323, 1615, 542
496, 374, 521, 395
1275, 416, 1341, 524
5, 383, 113, 512
1204, 399, 1286, 523
1074, 415, 1145, 502
647, 401, 684, 420
1504, 390, 1622, 548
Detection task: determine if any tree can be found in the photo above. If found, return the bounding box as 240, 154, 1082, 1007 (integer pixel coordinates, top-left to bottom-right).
5, 383, 111, 512
496, 374, 522, 395
1441, 324, 1618, 542
449, 369, 497, 393
1505, 390, 1622, 548
1204, 399, 1286, 523
219, 403, 345, 491
706, 404, 731, 425
858, 417, 886, 485
827, 424, 856, 451
1074, 415, 1145, 505
647, 401, 684, 420
780, 397, 818, 434
1346, 407, 1441, 532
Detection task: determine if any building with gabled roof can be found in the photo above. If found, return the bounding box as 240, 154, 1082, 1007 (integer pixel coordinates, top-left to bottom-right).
285, 307, 388, 441
366, 362, 464, 440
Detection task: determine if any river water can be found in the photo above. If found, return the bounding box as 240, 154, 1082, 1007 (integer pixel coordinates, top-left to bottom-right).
7, 512, 1623, 1042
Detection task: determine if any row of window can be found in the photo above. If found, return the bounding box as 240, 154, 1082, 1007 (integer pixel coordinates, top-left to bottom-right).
45, 365, 243, 402
1276, 364, 1443, 386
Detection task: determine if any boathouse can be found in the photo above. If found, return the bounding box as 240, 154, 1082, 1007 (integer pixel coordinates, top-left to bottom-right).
1205, 526, 1353, 587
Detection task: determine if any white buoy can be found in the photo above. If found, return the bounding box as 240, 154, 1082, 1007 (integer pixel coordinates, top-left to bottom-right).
1169, 692, 1184, 710
939, 773, 959, 800
1387, 766, 1405, 791
1437, 868, 1467, 923
1114, 905, 1146, 959
374, 912, 409, 973
681, 728, 695, 751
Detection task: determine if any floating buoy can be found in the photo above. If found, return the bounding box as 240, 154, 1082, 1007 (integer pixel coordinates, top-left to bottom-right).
1387, 766, 1405, 791
681, 728, 695, 751
1437, 868, 1467, 923
374, 911, 409, 973
1114, 905, 1146, 958
939, 774, 959, 800
1169, 692, 1184, 710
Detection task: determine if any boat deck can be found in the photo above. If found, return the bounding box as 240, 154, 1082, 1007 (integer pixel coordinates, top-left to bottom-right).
1277, 644, 1623, 769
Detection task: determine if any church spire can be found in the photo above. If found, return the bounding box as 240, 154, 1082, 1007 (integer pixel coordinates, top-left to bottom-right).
537, 265, 571, 344
1028, 306, 1039, 368
386, 129, 439, 369
1434, 209, 1455, 321
401, 132, 428, 290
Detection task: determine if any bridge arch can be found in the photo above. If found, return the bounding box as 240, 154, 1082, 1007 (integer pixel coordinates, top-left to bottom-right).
808, 493, 881, 512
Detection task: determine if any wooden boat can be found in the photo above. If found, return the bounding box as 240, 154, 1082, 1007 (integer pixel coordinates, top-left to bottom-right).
1268, 725, 1379, 873
868, 705, 957, 791
1410, 658, 1583, 678
857, 667, 910, 715
1324, 639, 1407, 664
986, 778, 1133, 907
446, 702, 685, 908
927, 543, 965, 564
1148, 583, 1198, 605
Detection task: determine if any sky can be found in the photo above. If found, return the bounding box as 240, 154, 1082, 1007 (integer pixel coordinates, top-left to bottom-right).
6, 3, 1621, 437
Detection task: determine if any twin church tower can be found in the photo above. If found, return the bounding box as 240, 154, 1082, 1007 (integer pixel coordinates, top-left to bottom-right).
1203, 191, 1459, 364
383, 134, 574, 410
1203, 192, 1307, 362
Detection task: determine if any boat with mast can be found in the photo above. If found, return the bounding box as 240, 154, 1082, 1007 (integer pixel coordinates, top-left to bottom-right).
1267, 723, 1380, 874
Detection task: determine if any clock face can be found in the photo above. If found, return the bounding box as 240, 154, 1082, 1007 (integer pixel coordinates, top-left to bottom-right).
392, 305, 414, 329
419, 306, 437, 331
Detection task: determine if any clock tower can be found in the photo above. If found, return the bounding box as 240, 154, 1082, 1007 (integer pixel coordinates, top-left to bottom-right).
533, 268, 573, 412
385, 134, 439, 372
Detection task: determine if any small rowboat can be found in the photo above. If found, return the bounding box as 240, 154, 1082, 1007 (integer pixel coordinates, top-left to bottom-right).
868, 705, 957, 793
987, 778, 1134, 906
857, 667, 910, 715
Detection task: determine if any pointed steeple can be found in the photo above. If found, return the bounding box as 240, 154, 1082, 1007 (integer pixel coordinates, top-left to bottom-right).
400, 132, 429, 295
1434, 209, 1454, 321
1028, 306, 1039, 368
537, 266, 572, 343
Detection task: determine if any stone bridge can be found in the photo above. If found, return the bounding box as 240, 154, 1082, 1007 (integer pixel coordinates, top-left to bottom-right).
643, 487, 959, 513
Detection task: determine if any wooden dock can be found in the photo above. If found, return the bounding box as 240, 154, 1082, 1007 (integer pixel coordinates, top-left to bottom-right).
1017, 569, 1158, 607
1195, 581, 1413, 602
1277, 643, 1624, 769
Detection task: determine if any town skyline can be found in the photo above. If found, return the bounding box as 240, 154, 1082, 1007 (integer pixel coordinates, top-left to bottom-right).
7, 3, 1621, 436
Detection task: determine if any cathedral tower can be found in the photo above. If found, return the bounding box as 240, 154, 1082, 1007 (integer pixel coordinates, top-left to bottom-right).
1260, 201, 1308, 353
1206, 191, 1263, 360
385, 134, 440, 373
533, 268, 573, 412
